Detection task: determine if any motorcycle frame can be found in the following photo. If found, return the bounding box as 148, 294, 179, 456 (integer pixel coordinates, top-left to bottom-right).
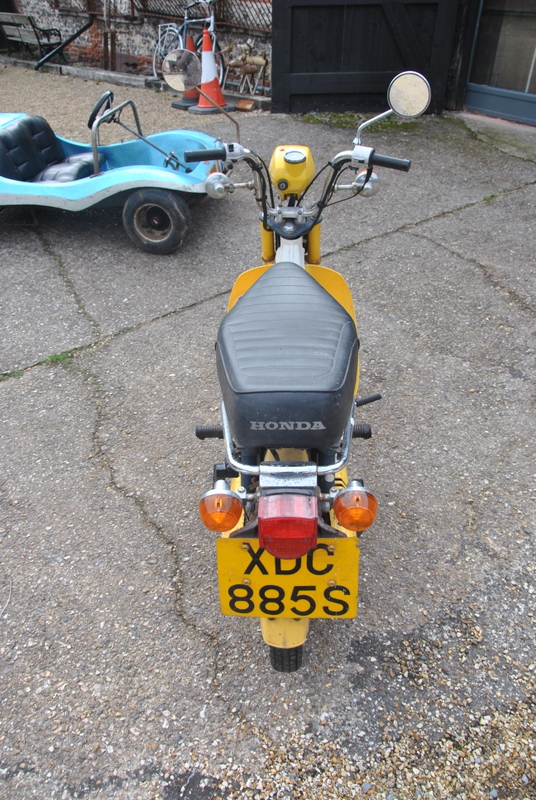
218, 198, 362, 656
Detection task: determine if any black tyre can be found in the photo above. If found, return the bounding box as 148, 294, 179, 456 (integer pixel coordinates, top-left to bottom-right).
270, 645, 303, 673
194, 34, 226, 85
122, 189, 191, 255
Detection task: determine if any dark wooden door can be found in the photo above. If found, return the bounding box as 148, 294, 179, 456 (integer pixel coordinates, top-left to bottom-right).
272, 0, 460, 113
0, 0, 17, 50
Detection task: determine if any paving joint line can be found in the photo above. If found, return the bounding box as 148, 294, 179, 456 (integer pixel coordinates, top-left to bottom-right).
409, 231, 535, 314
0, 288, 231, 381
322, 179, 536, 261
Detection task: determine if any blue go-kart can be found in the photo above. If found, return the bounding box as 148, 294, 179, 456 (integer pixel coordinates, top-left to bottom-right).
0, 90, 222, 254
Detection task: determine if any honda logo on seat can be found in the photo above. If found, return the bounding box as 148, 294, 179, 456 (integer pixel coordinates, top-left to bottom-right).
250, 421, 326, 431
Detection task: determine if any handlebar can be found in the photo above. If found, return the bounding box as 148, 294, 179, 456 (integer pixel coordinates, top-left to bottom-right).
184, 147, 227, 163
370, 152, 411, 172
186, 146, 410, 173
189, 142, 412, 226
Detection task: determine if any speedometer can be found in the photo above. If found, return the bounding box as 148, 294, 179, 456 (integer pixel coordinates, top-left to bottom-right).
283, 149, 307, 164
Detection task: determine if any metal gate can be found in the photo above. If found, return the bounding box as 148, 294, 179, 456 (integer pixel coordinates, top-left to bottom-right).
272, 0, 460, 113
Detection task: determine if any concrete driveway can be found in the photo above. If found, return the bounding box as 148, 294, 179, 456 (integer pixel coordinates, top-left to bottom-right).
1, 64, 535, 799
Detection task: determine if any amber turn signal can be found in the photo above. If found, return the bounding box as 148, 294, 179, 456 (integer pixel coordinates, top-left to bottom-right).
333, 481, 378, 532
199, 481, 243, 532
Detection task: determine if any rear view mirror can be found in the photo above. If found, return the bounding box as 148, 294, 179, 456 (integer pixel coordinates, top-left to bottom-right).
162, 47, 241, 142
162, 49, 202, 95
387, 71, 431, 119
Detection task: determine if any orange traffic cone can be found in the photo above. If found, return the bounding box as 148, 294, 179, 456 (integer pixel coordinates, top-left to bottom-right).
189, 29, 235, 114
171, 35, 199, 109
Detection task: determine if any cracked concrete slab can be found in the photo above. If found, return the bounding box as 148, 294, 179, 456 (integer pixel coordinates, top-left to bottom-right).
32, 202, 254, 337
0, 226, 95, 373
1, 65, 535, 799
412, 184, 536, 310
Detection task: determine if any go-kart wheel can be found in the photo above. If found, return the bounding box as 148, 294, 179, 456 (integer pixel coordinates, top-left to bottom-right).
122, 189, 191, 255
88, 91, 115, 129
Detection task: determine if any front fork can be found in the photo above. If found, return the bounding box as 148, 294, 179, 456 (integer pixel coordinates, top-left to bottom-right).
259, 221, 322, 266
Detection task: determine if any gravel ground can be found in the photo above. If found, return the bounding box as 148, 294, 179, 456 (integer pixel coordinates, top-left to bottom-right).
0, 62, 235, 143
1, 62, 535, 800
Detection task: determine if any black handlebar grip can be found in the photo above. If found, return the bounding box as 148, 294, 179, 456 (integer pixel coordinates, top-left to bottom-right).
355, 392, 382, 408
352, 424, 372, 439
370, 153, 411, 172
195, 425, 224, 439
184, 147, 227, 163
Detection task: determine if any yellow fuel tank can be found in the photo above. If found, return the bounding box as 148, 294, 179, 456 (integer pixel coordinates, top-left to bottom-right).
269, 145, 315, 198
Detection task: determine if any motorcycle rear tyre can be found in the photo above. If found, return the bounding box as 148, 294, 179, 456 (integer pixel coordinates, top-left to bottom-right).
270, 645, 303, 672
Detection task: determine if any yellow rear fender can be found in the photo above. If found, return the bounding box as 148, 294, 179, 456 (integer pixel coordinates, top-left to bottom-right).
260, 617, 310, 648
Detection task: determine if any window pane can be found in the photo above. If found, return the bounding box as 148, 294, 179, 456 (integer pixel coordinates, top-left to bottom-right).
471, 0, 536, 94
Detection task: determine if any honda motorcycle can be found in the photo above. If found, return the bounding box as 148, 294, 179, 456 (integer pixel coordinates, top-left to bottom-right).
164, 54, 431, 671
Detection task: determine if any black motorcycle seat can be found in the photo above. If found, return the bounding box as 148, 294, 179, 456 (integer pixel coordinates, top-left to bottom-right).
0, 115, 104, 182
216, 261, 359, 449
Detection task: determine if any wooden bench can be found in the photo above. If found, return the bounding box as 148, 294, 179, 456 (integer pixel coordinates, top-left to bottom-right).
0, 12, 63, 60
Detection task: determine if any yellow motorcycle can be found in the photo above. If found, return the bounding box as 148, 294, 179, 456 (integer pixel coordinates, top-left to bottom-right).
165, 55, 431, 671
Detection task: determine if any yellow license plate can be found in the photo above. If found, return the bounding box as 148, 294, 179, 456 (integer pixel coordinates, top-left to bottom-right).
216, 538, 359, 618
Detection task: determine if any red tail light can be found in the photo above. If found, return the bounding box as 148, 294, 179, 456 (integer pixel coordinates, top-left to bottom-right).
258, 493, 318, 559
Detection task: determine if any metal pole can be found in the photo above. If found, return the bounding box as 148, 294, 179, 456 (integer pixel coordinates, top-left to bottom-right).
525, 46, 536, 94
34, 14, 95, 70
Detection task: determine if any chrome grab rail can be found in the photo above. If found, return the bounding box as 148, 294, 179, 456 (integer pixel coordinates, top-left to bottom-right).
221, 403, 354, 478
